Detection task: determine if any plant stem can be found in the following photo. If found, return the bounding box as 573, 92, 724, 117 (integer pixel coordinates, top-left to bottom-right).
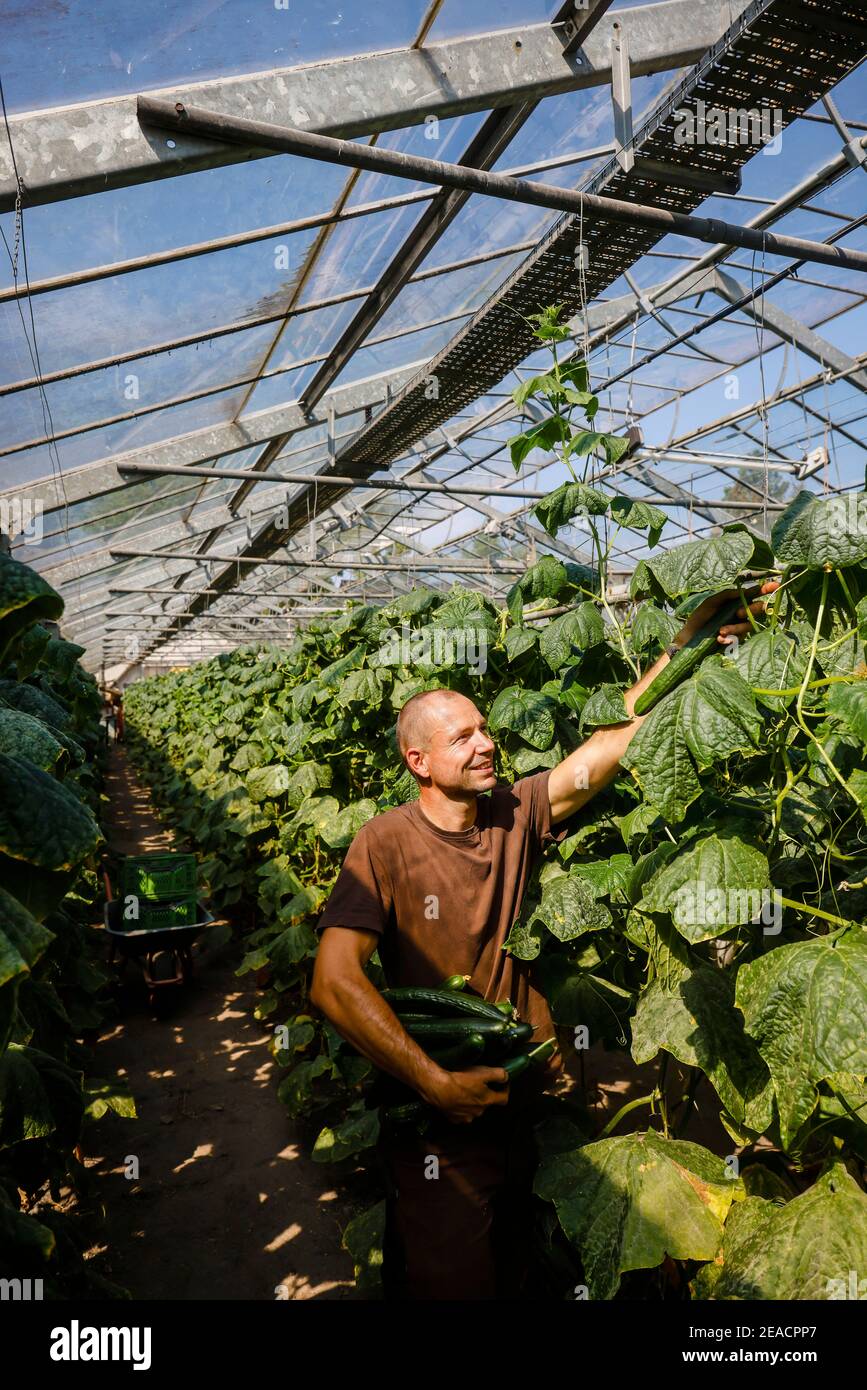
658, 1053, 670, 1137
777, 896, 856, 930
674, 1066, 703, 1139
835, 567, 858, 619
796, 570, 828, 727
598, 1090, 657, 1139
753, 674, 856, 696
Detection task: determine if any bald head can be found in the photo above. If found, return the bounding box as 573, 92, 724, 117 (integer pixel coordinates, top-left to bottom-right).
396, 688, 464, 761
395, 688, 497, 796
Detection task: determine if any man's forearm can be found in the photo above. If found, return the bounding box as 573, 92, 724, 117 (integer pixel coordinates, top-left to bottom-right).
580, 645, 670, 772
549, 645, 675, 821
313, 972, 447, 1103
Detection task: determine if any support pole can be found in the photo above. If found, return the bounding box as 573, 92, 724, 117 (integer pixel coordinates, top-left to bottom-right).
136, 97, 867, 275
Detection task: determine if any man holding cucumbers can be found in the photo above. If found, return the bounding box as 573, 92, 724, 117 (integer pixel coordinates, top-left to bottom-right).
311, 582, 776, 1300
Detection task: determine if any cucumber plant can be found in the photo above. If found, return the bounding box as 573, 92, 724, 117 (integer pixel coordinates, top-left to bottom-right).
125, 306, 867, 1299
0, 556, 133, 1295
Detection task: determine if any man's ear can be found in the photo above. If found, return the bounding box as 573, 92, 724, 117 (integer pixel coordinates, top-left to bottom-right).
405, 747, 428, 779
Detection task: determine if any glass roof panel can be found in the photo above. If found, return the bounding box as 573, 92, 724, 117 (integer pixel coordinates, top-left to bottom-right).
328, 316, 473, 392
0, 156, 349, 290
3, 1, 431, 112
0, 227, 321, 382
2, 7, 865, 669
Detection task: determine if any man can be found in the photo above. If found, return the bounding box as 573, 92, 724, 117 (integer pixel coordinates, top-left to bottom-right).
311, 584, 776, 1299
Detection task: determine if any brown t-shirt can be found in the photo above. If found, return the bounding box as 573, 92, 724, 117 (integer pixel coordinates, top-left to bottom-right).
316, 771, 575, 1042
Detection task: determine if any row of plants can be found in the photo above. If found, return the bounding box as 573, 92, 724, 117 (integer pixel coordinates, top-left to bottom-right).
0, 551, 134, 1297
125, 307, 867, 1299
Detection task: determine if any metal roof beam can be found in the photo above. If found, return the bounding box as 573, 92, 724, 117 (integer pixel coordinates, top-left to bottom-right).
1, 0, 733, 212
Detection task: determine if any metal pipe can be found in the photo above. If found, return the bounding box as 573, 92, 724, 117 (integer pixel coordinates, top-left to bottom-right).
110, 547, 530, 573
137, 97, 867, 276
108, 586, 368, 599
596, 215, 867, 395
114, 461, 788, 507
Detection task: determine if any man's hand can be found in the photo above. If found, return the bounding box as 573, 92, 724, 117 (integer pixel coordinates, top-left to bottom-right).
421, 1064, 511, 1124
675, 580, 780, 648
548, 579, 780, 825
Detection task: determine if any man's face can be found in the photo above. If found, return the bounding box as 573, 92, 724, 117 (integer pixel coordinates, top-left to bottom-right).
408, 694, 497, 794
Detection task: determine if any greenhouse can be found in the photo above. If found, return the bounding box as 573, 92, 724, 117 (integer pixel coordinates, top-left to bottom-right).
1, 0, 866, 1334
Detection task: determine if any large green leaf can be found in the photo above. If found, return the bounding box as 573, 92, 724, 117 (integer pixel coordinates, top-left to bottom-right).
11, 624, 52, 681
535, 1130, 743, 1299
285, 760, 332, 808
0, 887, 54, 1056
631, 601, 680, 651
772, 490, 867, 569
313, 1099, 380, 1163
532, 482, 609, 538
488, 686, 556, 749
84, 1076, 138, 1121
276, 1053, 335, 1118
0, 707, 66, 775
503, 625, 537, 661
734, 627, 809, 710
640, 832, 770, 943
318, 645, 365, 689
0, 755, 102, 921
645, 530, 756, 600
538, 603, 604, 671
506, 554, 568, 624
318, 799, 378, 849
828, 681, 867, 746
246, 763, 291, 802
0, 682, 70, 732
380, 588, 439, 620
531, 873, 612, 942
570, 853, 633, 901
621, 661, 761, 822
632, 957, 774, 1132
291, 795, 341, 834
335, 668, 384, 708
341, 1200, 386, 1293
532, 954, 632, 1036
609, 495, 665, 547
578, 683, 628, 733
41, 635, 86, 682
0, 1043, 83, 1149
0, 556, 63, 667
736, 933, 867, 1148
693, 1163, 867, 1300
508, 414, 572, 468
268, 920, 318, 971
0, 885, 53, 990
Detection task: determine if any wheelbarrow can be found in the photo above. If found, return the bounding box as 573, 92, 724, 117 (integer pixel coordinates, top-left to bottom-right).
102, 866, 213, 1011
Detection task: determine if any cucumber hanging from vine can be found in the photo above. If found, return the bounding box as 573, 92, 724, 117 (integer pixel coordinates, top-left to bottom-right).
634, 585, 761, 717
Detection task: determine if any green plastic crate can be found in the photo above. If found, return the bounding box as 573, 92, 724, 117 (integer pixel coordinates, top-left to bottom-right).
120, 853, 197, 902
120, 896, 199, 932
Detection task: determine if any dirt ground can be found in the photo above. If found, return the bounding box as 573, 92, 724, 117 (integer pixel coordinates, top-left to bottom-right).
82, 746, 358, 1301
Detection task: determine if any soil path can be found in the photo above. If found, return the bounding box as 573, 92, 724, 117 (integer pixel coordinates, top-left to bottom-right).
85, 746, 357, 1300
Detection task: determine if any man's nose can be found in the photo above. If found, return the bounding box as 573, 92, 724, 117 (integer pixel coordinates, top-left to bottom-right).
476, 729, 495, 754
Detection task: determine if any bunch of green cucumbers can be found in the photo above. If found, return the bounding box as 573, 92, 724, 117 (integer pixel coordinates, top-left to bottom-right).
379, 974, 556, 1127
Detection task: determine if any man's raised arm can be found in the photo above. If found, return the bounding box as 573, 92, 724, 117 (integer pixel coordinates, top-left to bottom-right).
547, 582, 779, 825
